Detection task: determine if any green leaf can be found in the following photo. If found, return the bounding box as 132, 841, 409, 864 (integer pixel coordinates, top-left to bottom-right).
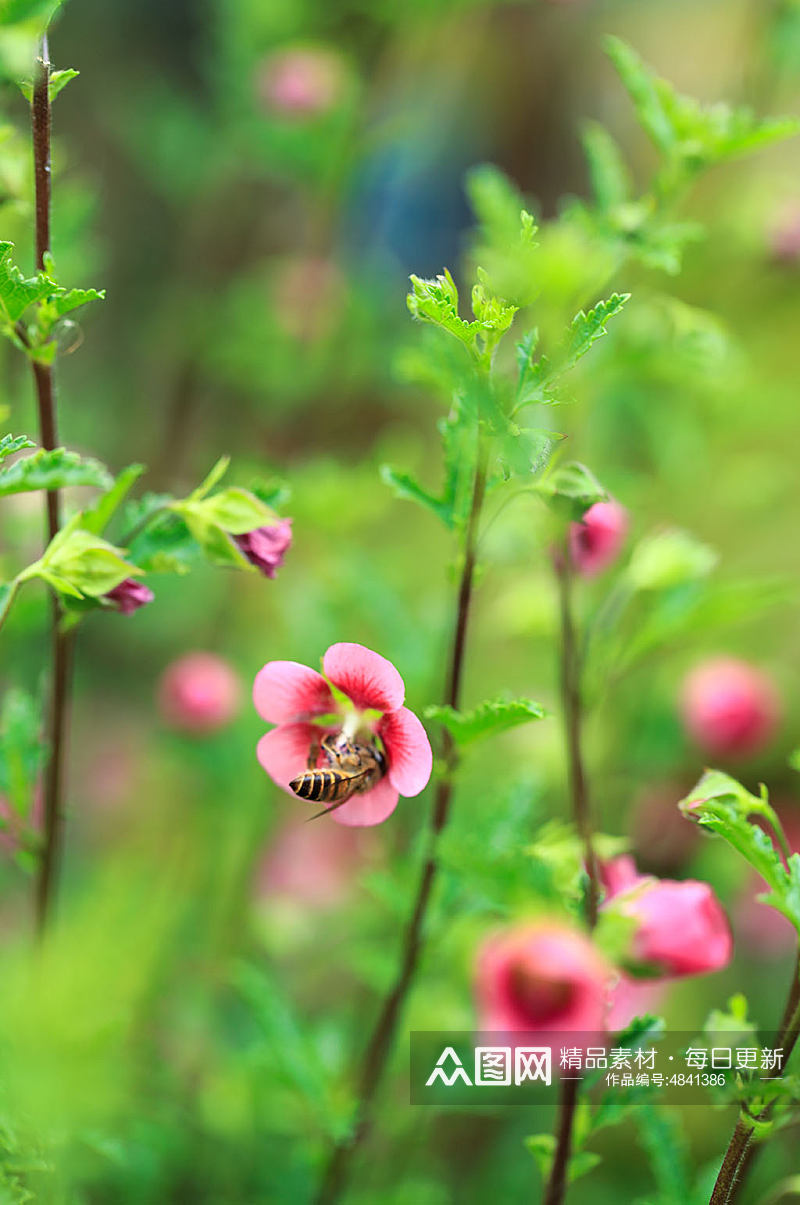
496, 428, 564, 481
536, 460, 608, 520
626, 529, 717, 591
564, 292, 630, 371
381, 393, 481, 531
606, 36, 800, 174
0, 446, 112, 497
0, 433, 34, 463
179, 486, 275, 536
679, 771, 800, 933
424, 697, 546, 746
380, 465, 453, 528
189, 455, 230, 501
30, 520, 142, 600
465, 164, 540, 305
177, 508, 250, 569
19, 67, 79, 104
581, 121, 631, 212
635, 1105, 692, 1205
82, 463, 146, 536
0, 688, 44, 820
605, 36, 677, 153
0, 0, 60, 25
0, 241, 53, 324
49, 67, 78, 100
524, 1134, 600, 1185
407, 269, 477, 348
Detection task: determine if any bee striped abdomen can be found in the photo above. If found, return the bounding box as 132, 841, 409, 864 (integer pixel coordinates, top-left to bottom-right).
290, 768, 354, 803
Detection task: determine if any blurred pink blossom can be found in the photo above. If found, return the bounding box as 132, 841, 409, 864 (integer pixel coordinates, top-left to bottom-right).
159, 653, 241, 734
601, 855, 732, 977
569, 500, 628, 576
475, 921, 611, 1031
257, 47, 346, 118
680, 657, 781, 758
273, 256, 346, 342
631, 782, 700, 875
770, 205, 800, 264
0, 789, 42, 856
254, 642, 432, 827
255, 815, 377, 908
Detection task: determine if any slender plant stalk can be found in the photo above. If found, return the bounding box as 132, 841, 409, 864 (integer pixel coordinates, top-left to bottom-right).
543, 537, 601, 1205
30, 34, 72, 935
709, 958, 800, 1204
314, 441, 489, 1205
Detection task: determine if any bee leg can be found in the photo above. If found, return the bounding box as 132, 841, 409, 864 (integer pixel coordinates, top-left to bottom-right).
305, 797, 351, 822
306, 737, 321, 770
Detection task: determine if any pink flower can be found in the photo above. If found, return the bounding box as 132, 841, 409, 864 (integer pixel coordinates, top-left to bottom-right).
601, 855, 732, 977
569, 500, 628, 576
680, 657, 781, 758
105, 578, 154, 614
253, 642, 432, 827
257, 47, 346, 118
159, 653, 241, 734
475, 921, 611, 1031
234, 519, 292, 578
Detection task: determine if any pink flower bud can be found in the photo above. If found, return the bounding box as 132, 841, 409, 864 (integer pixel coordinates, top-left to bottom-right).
601, 856, 732, 977
234, 519, 292, 578
680, 657, 781, 758
569, 500, 628, 576
475, 921, 611, 1031
158, 653, 241, 734
257, 47, 346, 118
105, 577, 154, 615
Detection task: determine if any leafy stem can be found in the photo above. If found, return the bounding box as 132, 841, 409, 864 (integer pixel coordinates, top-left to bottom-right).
710, 960, 800, 1204
314, 431, 490, 1205
29, 33, 70, 937
543, 534, 600, 1205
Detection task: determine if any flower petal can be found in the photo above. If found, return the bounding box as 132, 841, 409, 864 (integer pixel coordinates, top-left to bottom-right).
257, 722, 319, 794
329, 775, 399, 827
253, 661, 333, 723
322, 642, 405, 712
379, 707, 433, 797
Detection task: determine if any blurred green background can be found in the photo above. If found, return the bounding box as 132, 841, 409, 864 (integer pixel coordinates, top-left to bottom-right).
1, 0, 800, 1200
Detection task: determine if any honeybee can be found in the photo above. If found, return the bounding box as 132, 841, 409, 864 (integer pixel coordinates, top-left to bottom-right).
290, 732, 387, 819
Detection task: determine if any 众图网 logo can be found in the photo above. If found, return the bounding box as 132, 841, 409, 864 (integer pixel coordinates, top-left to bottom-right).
425, 1045, 552, 1087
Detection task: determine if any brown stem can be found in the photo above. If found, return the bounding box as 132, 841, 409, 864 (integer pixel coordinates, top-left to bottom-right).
542, 537, 600, 1205
313, 442, 489, 1205
553, 539, 599, 926
543, 1077, 580, 1205
30, 35, 71, 935
710, 962, 800, 1204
